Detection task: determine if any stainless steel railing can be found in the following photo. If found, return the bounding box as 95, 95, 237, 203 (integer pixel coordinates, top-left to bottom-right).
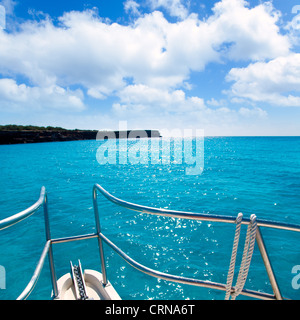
0, 187, 58, 299
0, 184, 299, 300
0, 187, 46, 231
93, 184, 300, 233
92, 183, 300, 300
0, 185, 112, 300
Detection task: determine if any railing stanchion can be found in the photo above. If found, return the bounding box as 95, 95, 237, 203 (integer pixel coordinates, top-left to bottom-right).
256, 227, 282, 300
93, 186, 108, 286
43, 191, 58, 298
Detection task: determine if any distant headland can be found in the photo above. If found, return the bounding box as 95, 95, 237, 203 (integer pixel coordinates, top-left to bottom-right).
0, 125, 161, 145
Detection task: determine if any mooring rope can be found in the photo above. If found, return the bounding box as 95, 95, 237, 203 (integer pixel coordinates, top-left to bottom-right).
225, 213, 243, 300
225, 214, 257, 300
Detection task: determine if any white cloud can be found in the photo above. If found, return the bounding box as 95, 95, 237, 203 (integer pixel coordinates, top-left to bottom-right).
206, 98, 227, 107
87, 87, 107, 100
209, 0, 290, 61
0, 78, 85, 111
111, 83, 268, 136
0, 0, 294, 133
238, 106, 267, 118
0, 1, 290, 94
124, 0, 141, 16
226, 53, 300, 107
147, 0, 189, 20
115, 84, 207, 113
118, 84, 185, 106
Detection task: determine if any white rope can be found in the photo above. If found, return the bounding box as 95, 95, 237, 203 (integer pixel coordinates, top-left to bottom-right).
225, 213, 243, 300
230, 214, 257, 300
225, 214, 257, 300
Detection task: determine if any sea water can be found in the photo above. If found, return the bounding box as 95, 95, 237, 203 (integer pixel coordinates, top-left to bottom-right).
0, 137, 299, 300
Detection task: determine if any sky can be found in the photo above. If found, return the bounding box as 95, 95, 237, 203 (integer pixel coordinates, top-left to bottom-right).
0, 0, 300, 136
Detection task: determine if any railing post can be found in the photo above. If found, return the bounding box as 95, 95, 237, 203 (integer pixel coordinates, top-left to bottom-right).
43, 191, 58, 298
93, 186, 108, 286
256, 227, 282, 300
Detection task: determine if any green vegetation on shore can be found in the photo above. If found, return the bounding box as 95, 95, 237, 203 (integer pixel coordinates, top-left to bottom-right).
0, 125, 83, 131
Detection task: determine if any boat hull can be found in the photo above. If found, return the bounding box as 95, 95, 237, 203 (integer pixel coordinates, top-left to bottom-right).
54, 269, 121, 300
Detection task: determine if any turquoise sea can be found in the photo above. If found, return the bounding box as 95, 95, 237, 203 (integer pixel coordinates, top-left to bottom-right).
0, 136, 299, 300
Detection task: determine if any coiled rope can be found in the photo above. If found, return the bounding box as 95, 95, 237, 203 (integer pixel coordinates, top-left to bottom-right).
225, 213, 257, 300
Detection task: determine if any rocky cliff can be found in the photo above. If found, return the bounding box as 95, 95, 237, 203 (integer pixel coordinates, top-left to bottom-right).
0, 127, 161, 145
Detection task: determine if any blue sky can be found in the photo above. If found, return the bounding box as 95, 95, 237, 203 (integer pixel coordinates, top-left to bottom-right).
0, 0, 300, 136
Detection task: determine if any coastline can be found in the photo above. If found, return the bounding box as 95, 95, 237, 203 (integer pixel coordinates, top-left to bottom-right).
0, 128, 161, 145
